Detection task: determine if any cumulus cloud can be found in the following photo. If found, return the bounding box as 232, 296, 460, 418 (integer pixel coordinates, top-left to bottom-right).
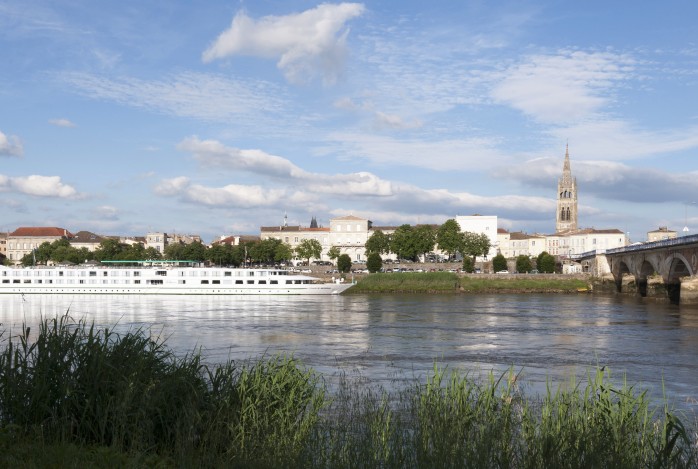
491, 50, 635, 123
48, 118, 76, 127
493, 157, 698, 204
202, 3, 365, 84
0, 174, 80, 198
0, 130, 23, 157
177, 136, 394, 196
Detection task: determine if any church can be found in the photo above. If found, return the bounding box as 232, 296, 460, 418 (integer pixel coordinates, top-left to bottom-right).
546, 146, 627, 260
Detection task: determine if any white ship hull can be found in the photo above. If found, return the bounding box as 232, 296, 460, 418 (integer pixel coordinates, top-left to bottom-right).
0, 264, 353, 296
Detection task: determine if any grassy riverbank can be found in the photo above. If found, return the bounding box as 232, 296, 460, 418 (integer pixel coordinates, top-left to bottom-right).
349, 271, 590, 293
1, 316, 695, 468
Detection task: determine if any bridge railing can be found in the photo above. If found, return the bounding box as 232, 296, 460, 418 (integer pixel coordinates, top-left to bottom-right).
570, 249, 606, 260
606, 234, 698, 255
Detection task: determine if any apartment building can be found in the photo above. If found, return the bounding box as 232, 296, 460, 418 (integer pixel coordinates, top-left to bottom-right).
6, 227, 73, 264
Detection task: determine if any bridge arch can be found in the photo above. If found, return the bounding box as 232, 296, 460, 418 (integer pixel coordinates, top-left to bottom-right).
612, 258, 633, 293
662, 254, 693, 305
637, 260, 657, 297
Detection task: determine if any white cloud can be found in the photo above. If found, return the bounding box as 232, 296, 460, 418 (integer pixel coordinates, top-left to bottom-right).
323, 132, 507, 171
48, 118, 76, 127
154, 176, 191, 196
0, 130, 23, 157
0, 174, 79, 198
491, 50, 635, 123
177, 136, 394, 196
57, 71, 289, 127
202, 3, 365, 84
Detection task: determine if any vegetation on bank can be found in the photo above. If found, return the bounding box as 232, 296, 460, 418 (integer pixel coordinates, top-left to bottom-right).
0, 316, 695, 468
349, 272, 589, 293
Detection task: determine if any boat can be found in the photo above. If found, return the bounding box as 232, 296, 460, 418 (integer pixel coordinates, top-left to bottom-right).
0, 260, 354, 295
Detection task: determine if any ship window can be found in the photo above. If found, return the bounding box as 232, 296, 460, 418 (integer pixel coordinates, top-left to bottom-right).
134, 280, 140, 284
201, 280, 209, 284
156, 271, 167, 276
89, 271, 96, 276
258, 280, 266, 284
224, 271, 232, 277
212, 280, 220, 284
235, 280, 243, 284
134, 271, 140, 277
103, 271, 108, 276
270, 280, 278, 284
13, 280, 19, 284
247, 280, 254, 284
178, 280, 186, 284
2, 280, 8, 283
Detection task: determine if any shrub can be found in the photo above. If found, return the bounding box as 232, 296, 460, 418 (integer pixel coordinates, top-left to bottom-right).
367, 253, 382, 273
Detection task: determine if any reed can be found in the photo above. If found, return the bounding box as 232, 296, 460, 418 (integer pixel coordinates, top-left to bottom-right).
1, 316, 696, 468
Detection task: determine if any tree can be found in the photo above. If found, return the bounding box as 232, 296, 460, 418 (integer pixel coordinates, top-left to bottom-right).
327, 246, 341, 265
462, 232, 491, 265
94, 238, 127, 261
413, 225, 436, 262
337, 254, 352, 273
295, 239, 322, 265
365, 230, 390, 255
274, 243, 293, 264
492, 253, 507, 272
366, 252, 382, 273
537, 251, 556, 273
516, 255, 533, 273
462, 256, 474, 273
390, 224, 419, 261
436, 219, 465, 261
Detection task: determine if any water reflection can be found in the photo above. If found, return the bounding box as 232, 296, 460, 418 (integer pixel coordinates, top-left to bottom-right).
0, 293, 697, 413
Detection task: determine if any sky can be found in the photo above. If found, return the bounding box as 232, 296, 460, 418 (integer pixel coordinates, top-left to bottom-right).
1, 0, 697, 243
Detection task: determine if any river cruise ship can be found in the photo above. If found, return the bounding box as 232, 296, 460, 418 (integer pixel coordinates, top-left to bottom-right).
0, 261, 353, 295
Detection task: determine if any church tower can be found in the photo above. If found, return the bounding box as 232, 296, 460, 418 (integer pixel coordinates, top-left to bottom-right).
556, 144, 578, 232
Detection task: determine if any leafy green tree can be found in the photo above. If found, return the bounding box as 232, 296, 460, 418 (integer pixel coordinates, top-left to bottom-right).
462, 232, 491, 265
365, 230, 391, 255
163, 243, 187, 261
436, 219, 465, 261
295, 239, 322, 265
274, 242, 293, 263
414, 225, 436, 262
516, 255, 533, 273
95, 238, 127, 261
366, 252, 382, 273
248, 239, 283, 264
492, 253, 508, 272
390, 224, 419, 261
327, 246, 341, 265
337, 254, 352, 273
537, 251, 556, 273
462, 256, 474, 273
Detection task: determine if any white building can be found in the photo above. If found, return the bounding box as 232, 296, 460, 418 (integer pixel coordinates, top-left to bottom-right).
455, 215, 498, 260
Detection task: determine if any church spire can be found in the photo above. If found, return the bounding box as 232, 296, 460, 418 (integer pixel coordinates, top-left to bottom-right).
556, 144, 578, 233
563, 143, 571, 172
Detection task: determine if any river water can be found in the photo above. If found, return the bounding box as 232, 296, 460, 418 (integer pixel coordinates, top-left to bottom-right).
1, 293, 697, 414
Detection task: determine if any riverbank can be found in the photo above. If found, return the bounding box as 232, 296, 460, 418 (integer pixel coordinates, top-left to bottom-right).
1, 316, 695, 468
348, 271, 591, 294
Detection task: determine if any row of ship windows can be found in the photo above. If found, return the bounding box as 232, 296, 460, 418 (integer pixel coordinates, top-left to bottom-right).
1, 279, 309, 285
1, 270, 286, 278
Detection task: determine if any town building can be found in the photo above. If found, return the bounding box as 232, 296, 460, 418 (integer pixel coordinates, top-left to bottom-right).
0, 232, 7, 260
647, 226, 677, 242
497, 230, 546, 258
70, 231, 106, 252
6, 227, 74, 264
455, 215, 499, 260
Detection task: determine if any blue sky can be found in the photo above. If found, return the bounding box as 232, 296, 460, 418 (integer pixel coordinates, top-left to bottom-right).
1, 1, 697, 243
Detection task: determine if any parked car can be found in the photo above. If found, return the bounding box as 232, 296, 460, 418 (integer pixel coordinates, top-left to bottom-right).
496, 270, 509, 274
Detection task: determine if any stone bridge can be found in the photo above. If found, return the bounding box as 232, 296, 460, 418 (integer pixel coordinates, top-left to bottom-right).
595, 234, 698, 305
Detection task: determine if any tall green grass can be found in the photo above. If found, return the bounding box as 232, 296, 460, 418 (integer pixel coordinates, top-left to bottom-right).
1, 316, 695, 468
351, 272, 460, 292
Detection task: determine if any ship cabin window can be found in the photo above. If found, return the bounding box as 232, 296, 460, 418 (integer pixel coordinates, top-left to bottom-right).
89, 271, 97, 277
134, 271, 140, 276
201, 280, 209, 284
103, 271, 108, 276
134, 280, 140, 284
247, 280, 254, 284
258, 280, 266, 284
148, 280, 163, 285
286, 280, 293, 285
23, 280, 31, 284
156, 270, 167, 276
247, 271, 255, 277
235, 280, 243, 284
212, 280, 220, 284
2, 280, 8, 283
224, 271, 232, 277
13, 280, 19, 284
270, 280, 278, 284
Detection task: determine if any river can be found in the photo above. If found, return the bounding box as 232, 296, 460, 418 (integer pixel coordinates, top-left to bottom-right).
1, 292, 697, 415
